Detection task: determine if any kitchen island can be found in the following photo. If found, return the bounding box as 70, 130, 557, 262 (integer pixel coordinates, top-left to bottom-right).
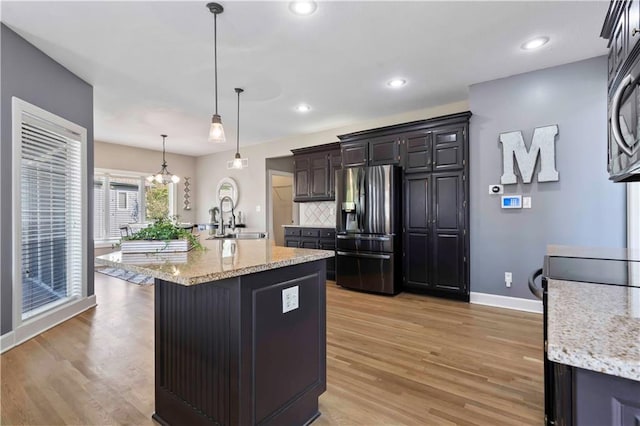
96, 239, 333, 426
543, 246, 640, 425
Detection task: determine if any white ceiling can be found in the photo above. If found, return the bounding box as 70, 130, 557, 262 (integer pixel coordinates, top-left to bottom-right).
1, 1, 609, 156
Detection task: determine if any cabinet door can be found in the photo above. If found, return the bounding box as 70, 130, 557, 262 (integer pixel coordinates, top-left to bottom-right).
341, 141, 368, 167
404, 173, 430, 233
300, 238, 319, 249
431, 171, 465, 293
404, 232, 430, 289
294, 156, 310, 199
369, 136, 400, 165
309, 154, 329, 197
613, 10, 626, 80
403, 131, 432, 173
628, 0, 640, 56
404, 174, 431, 288
329, 150, 341, 197
433, 126, 464, 171
285, 238, 300, 248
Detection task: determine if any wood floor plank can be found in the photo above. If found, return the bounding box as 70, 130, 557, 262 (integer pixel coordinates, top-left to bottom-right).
1, 274, 543, 425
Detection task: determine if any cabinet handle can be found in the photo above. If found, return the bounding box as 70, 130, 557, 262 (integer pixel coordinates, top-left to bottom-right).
610, 74, 639, 157
633, 28, 640, 36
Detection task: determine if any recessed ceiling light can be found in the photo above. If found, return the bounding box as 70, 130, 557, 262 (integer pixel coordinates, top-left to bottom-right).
289, 1, 318, 16
521, 36, 550, 51
387, 78, 407, 88
296, 104, 311, 113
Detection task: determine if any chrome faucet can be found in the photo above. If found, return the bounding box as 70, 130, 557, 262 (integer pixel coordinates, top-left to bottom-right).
216, 196, 235, 236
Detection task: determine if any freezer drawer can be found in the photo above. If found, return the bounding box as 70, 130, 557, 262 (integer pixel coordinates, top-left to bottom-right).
336, 250, 397, 294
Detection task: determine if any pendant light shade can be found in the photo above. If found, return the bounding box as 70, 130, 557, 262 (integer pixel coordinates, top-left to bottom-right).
209, 114, 225, 143
207, 2, 226, 143
147, 134, 180, 185
229, 87, 247, 170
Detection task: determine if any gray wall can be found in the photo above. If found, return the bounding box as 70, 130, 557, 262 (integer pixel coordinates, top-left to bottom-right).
1, 24, 94, 334
469, 56, 626, 299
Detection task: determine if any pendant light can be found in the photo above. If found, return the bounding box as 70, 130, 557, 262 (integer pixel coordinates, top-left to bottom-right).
147, 134, 180, 185
207, 2, 226, 143
230, 87, 247, 169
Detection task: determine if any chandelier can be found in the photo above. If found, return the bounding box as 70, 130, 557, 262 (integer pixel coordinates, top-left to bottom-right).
147, 134, 180, 185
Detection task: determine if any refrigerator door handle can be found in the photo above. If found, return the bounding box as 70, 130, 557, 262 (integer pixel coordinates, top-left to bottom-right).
336, 251, 391, 260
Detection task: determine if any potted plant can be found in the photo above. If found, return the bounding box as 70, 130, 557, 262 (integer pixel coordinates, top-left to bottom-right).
120, 217, 203, 253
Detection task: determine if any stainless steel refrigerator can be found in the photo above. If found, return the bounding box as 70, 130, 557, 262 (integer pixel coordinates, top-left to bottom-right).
335, 165, 401, 294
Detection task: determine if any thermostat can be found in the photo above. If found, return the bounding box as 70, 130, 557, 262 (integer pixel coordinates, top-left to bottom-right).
501, 195, 522, 209
489, 184, 504, 195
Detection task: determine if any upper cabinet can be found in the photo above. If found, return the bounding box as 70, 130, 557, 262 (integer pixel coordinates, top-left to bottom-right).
292, 142, 341, 202
601, 0, 640, 182
338, 112, 470, 173
341, 141, 368, 168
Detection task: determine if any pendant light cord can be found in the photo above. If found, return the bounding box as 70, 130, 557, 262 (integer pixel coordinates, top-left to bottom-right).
214, 13, 218, 114
236, 89, 240, 154
162, 134, 167, 165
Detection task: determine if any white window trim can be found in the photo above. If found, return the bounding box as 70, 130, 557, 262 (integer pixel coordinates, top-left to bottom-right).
11, 96, 88, 333
628, 183, 640, 251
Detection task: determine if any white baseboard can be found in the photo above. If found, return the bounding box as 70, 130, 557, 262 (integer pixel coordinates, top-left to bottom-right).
1, 295, 97, 354
0, 332, 15, 354
470, 292, 543, 314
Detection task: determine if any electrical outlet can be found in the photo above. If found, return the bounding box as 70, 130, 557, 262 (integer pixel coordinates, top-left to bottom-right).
523, 196, 532, 209
282, 286, 299, 313
505, 272, 513, 288
256, 205, 261, 212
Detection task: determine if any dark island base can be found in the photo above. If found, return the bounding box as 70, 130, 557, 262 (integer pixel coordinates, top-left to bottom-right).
153, 260, 327, 426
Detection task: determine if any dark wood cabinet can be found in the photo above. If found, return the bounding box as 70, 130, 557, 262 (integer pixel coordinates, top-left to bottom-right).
403, 131, 432, 173
432, 126, 465, 171
291, 143, 341, 201
309, 155, 329, 197
403, 171, 466, 297
369, 136, 401, 165
338, 111, 471, 300
294, 156, 310, 199
341, 141, 368, 167
284, 227, 336, 280
602, 1, 640, 182
329, 149, 341, 197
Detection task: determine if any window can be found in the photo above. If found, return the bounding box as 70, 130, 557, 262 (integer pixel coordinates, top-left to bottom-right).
12, 97, 87, 321
93, 170, 176, 243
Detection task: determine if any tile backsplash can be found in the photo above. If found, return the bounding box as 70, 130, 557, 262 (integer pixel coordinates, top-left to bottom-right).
299, 201, 336, 227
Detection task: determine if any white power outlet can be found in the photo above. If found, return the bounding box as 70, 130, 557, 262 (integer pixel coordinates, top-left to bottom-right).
282, 286, 299, 313
505, 272, 513, 288
523, 197, 532, 209
256, 205, 261, 212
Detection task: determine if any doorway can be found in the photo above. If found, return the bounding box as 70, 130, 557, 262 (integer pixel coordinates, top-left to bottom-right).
268, 171, 296, 246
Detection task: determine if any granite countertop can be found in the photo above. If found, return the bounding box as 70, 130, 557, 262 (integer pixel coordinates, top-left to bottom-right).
95, 239, 334, 286
282, 224, 335, 229
547, 244, 640, 261
547, 278, 640, 381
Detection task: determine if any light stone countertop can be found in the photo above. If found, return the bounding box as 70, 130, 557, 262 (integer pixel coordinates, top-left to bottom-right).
547, 279, 640, 381
95, 239, 334, 286
282, 224, 335, 229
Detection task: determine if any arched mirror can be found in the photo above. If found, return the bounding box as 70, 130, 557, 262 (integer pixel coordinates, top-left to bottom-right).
216, 177, 238, 212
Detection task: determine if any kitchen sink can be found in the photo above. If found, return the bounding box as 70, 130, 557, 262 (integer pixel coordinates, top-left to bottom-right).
206, 232, 267, 240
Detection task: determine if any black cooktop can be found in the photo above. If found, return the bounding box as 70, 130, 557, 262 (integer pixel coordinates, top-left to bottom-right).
544, 255, 640, 288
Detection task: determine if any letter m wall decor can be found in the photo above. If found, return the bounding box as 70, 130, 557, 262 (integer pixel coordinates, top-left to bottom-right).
499, 125, 559, 184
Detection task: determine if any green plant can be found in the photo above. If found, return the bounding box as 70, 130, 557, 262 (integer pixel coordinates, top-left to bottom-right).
124, 217, 203, 250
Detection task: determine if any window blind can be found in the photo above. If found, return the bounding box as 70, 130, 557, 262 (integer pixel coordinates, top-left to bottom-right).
20, 113, 83, 319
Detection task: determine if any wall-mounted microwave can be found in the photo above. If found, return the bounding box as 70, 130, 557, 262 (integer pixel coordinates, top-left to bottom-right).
609, 59, 640, 182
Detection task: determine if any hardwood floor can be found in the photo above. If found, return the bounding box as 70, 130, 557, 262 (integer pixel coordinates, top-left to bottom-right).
1, 274, 543, 425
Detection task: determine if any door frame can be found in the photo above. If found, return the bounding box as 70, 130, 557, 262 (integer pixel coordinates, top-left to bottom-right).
266, 170, 298, 244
